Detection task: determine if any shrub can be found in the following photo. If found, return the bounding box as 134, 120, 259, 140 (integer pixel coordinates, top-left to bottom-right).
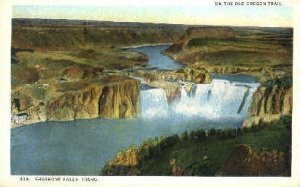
181, 131, 189, 141
163, 135, 180, 147
208, 128, 217, 136
193, 130, 207, 140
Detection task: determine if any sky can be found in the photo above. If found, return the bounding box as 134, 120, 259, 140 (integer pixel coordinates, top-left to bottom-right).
13, 5, 293, 27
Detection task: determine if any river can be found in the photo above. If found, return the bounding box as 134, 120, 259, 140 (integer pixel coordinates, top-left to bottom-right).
11, 45, 259, 175
128, 45, 182, 70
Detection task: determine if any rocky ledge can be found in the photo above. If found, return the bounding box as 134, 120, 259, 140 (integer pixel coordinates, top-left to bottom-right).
11, 76, 140, 127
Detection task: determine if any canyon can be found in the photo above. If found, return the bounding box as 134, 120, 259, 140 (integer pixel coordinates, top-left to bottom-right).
11, 19, 292, 176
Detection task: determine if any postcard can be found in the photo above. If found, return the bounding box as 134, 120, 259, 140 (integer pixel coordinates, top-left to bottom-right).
0, 0, 300, 186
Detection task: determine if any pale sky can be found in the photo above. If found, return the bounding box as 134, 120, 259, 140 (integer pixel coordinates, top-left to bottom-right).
13, 5, 292, 27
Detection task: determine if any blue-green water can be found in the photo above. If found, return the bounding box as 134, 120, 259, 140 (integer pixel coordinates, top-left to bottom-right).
211, 73, 258, 83
129, 45, 183, 70
11, 117, 238, 175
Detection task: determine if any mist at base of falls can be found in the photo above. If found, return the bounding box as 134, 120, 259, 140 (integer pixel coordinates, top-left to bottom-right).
140, 78, 259, 126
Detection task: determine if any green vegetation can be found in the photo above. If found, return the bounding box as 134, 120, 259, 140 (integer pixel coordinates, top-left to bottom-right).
11, 63, 40, 85
263, 76, 292, 89
101, 116, 291, 176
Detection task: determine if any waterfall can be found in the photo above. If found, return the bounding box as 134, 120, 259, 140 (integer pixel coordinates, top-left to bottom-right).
237, 87, 250, 114
140, 85, 168, 119
192, 79, 259, 118
171, 86, 201, 116
139, 79, 259, 122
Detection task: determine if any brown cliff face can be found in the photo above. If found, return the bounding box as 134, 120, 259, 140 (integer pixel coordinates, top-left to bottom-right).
46, 78, 140, 121
11, 77, 140, 127
243, 78, 292, 128
250, 86, 292, 116
166, 27, 236, 55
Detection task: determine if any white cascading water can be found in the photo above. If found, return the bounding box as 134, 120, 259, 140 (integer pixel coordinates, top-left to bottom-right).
139, 79, 259, 122
140, 87, 169, 119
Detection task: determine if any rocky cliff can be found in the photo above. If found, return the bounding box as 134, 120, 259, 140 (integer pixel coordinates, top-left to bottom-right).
11, 76, 140, 127
243, 77, 292, 128
47, 80, 139, 121
250, 86, 292, 116
165, 26, 236, 55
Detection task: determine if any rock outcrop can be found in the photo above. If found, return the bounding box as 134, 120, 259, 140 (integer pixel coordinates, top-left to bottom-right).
165, 27, 236, 55
224, 144, 290, 176
46, 78, 139, 121
137, 66, 212, 84
126, 66, 212, 103
249, 86, 292, 116
243, 78, 292, 128
11, 76, 140, 127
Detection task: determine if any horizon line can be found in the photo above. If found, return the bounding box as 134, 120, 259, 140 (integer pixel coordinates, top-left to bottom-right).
12, 17, 294, 29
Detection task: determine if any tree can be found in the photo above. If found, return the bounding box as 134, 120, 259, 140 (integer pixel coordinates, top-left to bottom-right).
194, 130, 207, 140
208, 128, 216, 136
